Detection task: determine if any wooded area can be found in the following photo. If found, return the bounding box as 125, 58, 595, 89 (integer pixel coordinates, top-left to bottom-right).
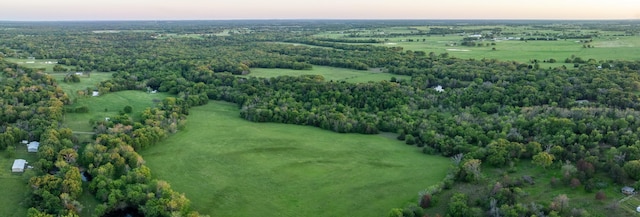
1, 20, 640, 216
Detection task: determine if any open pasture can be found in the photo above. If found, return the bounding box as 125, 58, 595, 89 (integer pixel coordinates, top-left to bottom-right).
140, 101, 450, 217
245, 65, 410, 83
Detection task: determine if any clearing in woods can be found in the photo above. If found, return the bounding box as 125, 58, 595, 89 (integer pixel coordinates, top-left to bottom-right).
140, 101, 450, 217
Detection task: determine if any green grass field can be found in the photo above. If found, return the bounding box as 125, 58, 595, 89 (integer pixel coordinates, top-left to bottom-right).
140, 101, 450, 217
48, 72, 114, 101
245, 65, 411, 83
63, 90, 171, 132
0, 147, 39, 217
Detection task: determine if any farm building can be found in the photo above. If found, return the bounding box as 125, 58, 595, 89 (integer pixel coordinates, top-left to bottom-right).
27, 141, 40, 152
622, 186, 635, 195
12, 159, 27, 173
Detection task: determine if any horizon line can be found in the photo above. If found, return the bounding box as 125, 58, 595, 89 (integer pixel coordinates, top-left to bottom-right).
2, 18, 640, 22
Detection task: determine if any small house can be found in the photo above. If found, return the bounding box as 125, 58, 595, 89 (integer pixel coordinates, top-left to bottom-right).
27, 141, 40, 153
92, 91, 99, 97
12, 159, 27, 173
622, 186, 635, 195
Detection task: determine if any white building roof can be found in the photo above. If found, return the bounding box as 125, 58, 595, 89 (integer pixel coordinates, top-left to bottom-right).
27, 141, 40, 152
12, 159, 27, 171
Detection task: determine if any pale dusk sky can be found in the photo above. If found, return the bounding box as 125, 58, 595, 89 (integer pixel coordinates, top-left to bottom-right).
1, 0, 639, 21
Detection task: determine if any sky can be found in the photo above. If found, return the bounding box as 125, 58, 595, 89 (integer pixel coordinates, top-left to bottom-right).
1, 0, 639, 21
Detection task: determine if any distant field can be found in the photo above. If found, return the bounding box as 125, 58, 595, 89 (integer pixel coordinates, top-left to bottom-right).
313, 26, 640, 68
0, 147, 39, 217
63, 90, 171, 132
382, 36, 640, 66
4, 58, 67, 72
140, 101, 450, 217
244, 65, 411, 83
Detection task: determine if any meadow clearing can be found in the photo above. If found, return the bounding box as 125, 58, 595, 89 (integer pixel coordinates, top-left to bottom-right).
140, 101, 451, 217
244, 65, 411, 83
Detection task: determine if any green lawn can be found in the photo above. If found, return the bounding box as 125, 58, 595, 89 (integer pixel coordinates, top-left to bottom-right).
49, 72, 114, 101
63, 90, 171, 132
140, 101, 450, 217
244, 65, 411, 83
0, 147, 39, 217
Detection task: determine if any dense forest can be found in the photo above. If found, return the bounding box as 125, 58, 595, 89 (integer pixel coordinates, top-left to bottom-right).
1, 20, 640, 216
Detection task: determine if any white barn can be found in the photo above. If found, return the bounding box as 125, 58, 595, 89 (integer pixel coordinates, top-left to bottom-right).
12, 159, 27, 173
27, 141, 40, 153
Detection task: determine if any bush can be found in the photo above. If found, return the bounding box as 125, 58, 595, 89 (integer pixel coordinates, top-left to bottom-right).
74, 106, 89, 113
405, 135, 415, 145
595, 191, 606, 200
422, 146, 437, 155
6, 146, 15, 158
124, 105, 133, 113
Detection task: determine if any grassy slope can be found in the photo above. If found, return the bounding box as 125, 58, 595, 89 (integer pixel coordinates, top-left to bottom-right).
0, 148, 39, 217
244, 65, 411, 83
140, 101, 450, 217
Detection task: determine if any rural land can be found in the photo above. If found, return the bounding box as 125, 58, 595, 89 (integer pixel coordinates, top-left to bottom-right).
0, 19, 640, 217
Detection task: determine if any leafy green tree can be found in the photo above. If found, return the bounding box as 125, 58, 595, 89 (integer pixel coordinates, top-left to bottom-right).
461, 159, 482, 182
387, 208, 403, 217
124, 105, 133, 114
532, 152, 554, 169
623, 160, 640, 180
447, 193, 470, 217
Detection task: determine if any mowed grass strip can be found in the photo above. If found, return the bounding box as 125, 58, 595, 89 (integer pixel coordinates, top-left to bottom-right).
245, 65, 410, 83
140, 101, 450, 217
